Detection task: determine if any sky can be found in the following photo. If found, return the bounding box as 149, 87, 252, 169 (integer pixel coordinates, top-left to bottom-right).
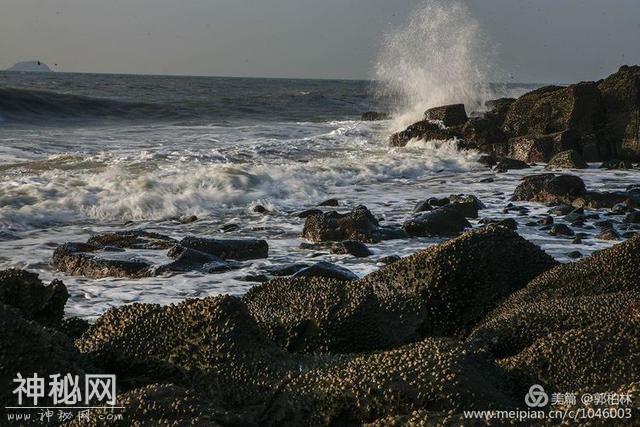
1, 0, 639, 83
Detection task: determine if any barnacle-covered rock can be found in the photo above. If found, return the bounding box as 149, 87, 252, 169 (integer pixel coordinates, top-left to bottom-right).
0, 304, 92, 407
0, 269, 68, 328
302, 205, 403, 243
402, 206, 471, 237
263, 338, 519, 426
77, 296, 298, 407
360, 226, 557, 337
469, 235, 640, 358
66, 383, 227, 427
244, 277, 427, 353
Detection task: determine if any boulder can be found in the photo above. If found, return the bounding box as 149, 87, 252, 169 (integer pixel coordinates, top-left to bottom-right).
262, 263, 310, 277
494, 158, 530, 173
318, 198, 339, 207
0, 269, 68, 328
159, 246, 244, 274
502, 82, 604, 146
512, 174, 586, 203
485, 98, 517, 126
264, 338, 520, 425
507, 131, 580, 163
597, 65, 640, 160
389, 120, 462, 147
292, 261, 359, 281
52, 242, 153, 279
302, 205, 389, 243
600, 159, 635, 169
0, 304, 92, 407
546, 149, 588, 169
468, 235, 640, 391
87, 230, 177, 250
402, 206, 471, 237
178, 236, 268, 260
330, 240, 372, 257
469, 235, 640, 358
360, 226, 557, 336
361, 111, 390, 121
424, 103, 468, 127
244, 276, 427, 353
77, 296, 299, 407
459, 117, 508, 155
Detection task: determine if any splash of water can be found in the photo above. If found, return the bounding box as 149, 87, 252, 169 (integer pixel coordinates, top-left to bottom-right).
374, 0, 497, 131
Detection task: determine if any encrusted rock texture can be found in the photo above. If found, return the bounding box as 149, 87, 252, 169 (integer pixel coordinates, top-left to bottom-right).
4, 227, 640, 424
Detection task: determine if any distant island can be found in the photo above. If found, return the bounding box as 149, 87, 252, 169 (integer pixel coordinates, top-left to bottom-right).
6, 60, 52, 72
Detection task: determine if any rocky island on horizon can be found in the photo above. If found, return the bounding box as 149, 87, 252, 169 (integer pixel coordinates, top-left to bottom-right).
6, 60, 52, 73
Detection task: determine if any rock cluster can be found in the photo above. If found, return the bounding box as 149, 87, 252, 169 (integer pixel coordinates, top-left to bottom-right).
391, 65, 640, 163
4, 226, 640, 424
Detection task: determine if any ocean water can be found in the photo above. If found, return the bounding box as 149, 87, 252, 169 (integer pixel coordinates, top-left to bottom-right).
1, 71, 637, 320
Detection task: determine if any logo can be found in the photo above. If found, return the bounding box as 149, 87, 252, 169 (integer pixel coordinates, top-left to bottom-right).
525, 384, 549, 408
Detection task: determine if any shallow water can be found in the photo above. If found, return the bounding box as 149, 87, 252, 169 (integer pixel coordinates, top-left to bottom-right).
1, 72, 637, 320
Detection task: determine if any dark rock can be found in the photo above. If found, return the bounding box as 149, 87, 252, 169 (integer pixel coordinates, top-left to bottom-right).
512, 174, 586, 203
549, 224, 575, 237
624, 211, 640, 223
0, 304, 93, 408
538, 216, 554, 225
330, 240, 372, 258
546, 149, 588, 169
485, 98, 517, 126
389, 120, 463, 147
478, 155, 497, 167
178, 236, 268, 260
479, 176, 494, 183
317, 198, 339, 207
378, 255, 401, 265
244, 276, 426, 354
449, 194, 486, 209
494, 158, 530, 172
480, 218, 518, 230
361, 226, 557, 337
269, 338, 520, 425
442, 201, 479, 219
77, 296, 298, 407
424, 103, 468, 127
252, 205, 268, 214
460, 117, 507, 153
469, 235, 640, 391
600, 159, 635, 169
0, 269, 68, 328
159, 246, 243, 274
302, 205, 384, 243
60, 317, 91, 339
403, 206, 471, 237
53, 242, 153, 279
567, 251, 583, 259
413, 197, 450, 213
292, 261, 358, 281
564, 208, 586, 223
296, 209, 323, 218
178, 215, 198, 224
597, 65, 640, 160
548, 204, 574, 216
235, 274, 269, 283
221, 223, 239, 233
596, 228, 620, 240
361, 111, 390, 121
502, 82, 605, 157
263, 263, 310, 277
507, 131, 579, 163
87, 230, 177, 250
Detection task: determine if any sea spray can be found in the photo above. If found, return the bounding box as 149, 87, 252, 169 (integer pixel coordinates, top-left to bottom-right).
374, 0, 497, 131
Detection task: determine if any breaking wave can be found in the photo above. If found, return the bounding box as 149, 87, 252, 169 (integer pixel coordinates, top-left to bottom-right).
374, 0, 497, 131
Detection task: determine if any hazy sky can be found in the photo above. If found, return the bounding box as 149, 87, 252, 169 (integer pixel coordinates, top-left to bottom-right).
2, 0, 639, 82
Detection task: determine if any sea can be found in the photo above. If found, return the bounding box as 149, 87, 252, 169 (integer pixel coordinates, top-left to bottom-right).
1, 71, 637, 320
